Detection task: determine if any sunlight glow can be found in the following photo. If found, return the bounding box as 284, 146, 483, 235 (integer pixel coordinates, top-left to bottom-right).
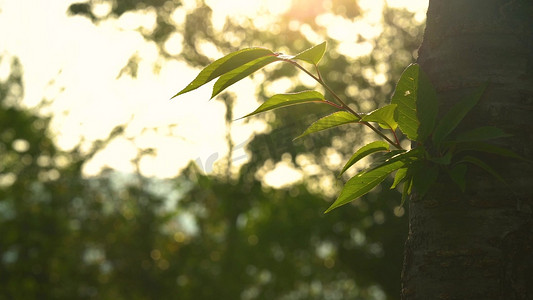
117, 8, 157, 32
164, 33, 184, 56
207, 0, 292, 31
92, 2, 112, 18
263, 161, 304, 189
0, 0, 429, 179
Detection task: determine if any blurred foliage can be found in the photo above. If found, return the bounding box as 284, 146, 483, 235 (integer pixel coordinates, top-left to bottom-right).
0, 1, 425, 299
0, 58, 404, 299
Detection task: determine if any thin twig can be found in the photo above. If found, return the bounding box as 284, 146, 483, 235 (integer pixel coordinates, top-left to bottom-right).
283, 59, 403, 149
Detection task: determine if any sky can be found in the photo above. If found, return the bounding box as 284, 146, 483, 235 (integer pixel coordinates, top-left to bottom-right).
0, 0, 428, 184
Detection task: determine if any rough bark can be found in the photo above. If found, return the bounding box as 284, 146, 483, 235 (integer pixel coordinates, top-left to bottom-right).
401, 0, 533, 299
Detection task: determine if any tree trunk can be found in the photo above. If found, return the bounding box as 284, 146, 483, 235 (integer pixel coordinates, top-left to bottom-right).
402, 0, 533, 299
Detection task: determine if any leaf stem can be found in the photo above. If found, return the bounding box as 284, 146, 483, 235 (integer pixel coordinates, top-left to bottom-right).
314, 64, 323, 82
285, 59, 403, 149
391, 129, 400, 146
323, 100, 345, 110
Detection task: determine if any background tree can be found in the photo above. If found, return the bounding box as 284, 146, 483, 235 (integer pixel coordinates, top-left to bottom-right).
0, 1, 431, 299
402, 0, 533, 299
0, 55, 167, 299
0, 53, 406, 299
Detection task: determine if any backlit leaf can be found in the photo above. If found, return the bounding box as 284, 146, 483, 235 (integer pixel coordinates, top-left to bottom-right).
390, 64, 438, 142
239, 91, 327, 119
365, 149, 407, 170
325, 159, 405, 213
171, 48, 275, 98
361, 104, 398, 130
293, 41, 327, 65
212, 56, 280, 98
339, 141, 390, 177
365, 148, 421, 172
391, 167, 408, 189
391, 64, 420, 140
295, 111, 359, 140
400, 176, 413, 206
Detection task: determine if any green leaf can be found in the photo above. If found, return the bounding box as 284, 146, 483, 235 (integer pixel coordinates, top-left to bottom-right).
391, 167, 408, 189
391, 64, 420, 141
410, 161, 439, 196
295, 111, 359, 140
211, 55, 280, 98
459, 155, 506, 184
338, 141, 390, 177
366, 148, 422, 172
416, 66, 438, 142
325, 159, 405, 213
365, 149, 407, 169
432, 83, 487, 145
239, 91, 327, 119
453, 126, 511, 143
455, 142, 532, 163
293, 41, 327, 65
330, 148, 420, 212
428, 151, 452, 165
448, 163, 467, 192
390, 64, 438, 142
361, 104, 398, 130
171, 48, 275, 98
400, 176, 413, 206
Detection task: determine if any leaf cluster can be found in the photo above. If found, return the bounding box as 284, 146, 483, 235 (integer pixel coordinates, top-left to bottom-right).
173, 43, 528, 213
